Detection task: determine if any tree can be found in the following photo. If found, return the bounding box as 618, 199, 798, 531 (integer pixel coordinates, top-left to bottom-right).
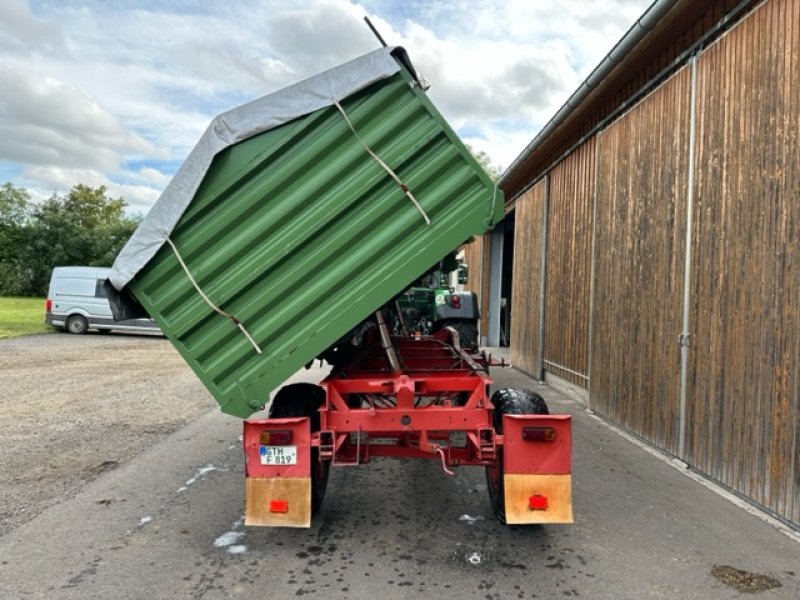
467, 145, 502, 180
63, 184, 128, 230
0, 183, 31, 227
0, 183, 140, 296
0, 184, 33, 295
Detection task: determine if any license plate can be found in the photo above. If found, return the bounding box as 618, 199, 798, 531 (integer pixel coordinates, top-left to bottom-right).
259, 445, 297, 465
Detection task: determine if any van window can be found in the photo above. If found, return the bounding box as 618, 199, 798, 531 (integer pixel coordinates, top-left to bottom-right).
95, 279, 108, 299
56, 276, 95, 297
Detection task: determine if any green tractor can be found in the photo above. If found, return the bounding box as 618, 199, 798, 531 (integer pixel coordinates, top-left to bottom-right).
317, 252, 480, 370
393, 252, 479, 350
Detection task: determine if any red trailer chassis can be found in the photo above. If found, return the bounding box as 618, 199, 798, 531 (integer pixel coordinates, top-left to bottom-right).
243, 328, 573, 527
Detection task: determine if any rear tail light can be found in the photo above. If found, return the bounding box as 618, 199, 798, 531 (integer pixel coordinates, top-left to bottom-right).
260, 430, 292, 445
529, 495, 548, 510
269, 499, 288, 513
522, 426, 556, 442
450, 294, 461, 309
45, 299, 52, 312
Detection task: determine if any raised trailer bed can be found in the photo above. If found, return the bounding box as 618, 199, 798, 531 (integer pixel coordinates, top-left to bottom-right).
243, 325, 573, 527
106, 45, 572, 529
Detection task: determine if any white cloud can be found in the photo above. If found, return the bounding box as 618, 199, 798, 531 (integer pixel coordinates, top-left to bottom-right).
0, 65, 155, 171
0, 0, 65, 55
0, 0, 652, 211
21, 165, 161, 214
462, 127, 540, 175
134, 167, 172, 188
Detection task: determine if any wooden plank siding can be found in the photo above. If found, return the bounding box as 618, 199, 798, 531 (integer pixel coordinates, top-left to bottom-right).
687, 0, 800, 524
480, 232, 492, 340
461, 235, 485, 338
501, 0, 799, 525
543, 140, 596, 386
509, 180, 546, 377
590, 67, 691, 454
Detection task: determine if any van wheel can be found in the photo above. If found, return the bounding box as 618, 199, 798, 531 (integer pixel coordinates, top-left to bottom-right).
66, 315, 88, 335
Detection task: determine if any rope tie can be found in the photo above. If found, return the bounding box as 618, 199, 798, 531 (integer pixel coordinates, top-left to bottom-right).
331, 97, 430, 225
165, 237, 262, 354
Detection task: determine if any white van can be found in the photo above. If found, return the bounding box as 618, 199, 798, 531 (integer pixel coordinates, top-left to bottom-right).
45, 266, 160, 335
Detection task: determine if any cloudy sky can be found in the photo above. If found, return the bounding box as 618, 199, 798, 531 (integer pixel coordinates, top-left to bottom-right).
0, 0, 652, 214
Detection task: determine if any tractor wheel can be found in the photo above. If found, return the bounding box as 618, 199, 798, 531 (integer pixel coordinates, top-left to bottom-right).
448, 319, 478, 351
485, 388, 549, 523
269, 383, 329, 515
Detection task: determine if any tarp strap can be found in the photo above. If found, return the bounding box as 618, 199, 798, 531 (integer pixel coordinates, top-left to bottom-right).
331, 97, 430, 225
165, 237, 262, 355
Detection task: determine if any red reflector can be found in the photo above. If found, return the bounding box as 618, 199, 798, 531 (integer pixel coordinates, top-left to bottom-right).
450, 294, 461, 309
269, 500, 288, 513
522, 426, 556, 442
260, 430, 292, 445
529, 495, 548, 510
45, 299, 52, 312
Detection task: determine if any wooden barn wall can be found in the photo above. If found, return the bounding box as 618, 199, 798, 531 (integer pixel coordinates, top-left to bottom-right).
686, 0, 800, 524
462, 236, 485, 336
543, 139, 596, 386
590, 67, 691, 454
480, 233, 492, 340
509, 180, 546, 377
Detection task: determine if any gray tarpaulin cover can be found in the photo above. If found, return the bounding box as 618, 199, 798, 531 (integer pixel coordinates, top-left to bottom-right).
109, 47, 420, 291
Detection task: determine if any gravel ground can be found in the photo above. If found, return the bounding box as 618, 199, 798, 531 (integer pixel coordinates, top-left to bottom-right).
0, 332, 217, 536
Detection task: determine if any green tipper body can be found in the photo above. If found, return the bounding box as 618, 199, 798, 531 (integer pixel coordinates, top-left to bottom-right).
127, 57, 502, 417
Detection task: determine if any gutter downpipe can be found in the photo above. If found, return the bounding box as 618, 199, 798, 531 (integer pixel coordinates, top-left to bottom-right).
678, 55, 698, 460
499, 0, 679, 187
537, 174, 550, 380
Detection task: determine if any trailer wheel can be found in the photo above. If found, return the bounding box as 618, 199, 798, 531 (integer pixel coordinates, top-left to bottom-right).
269, 383, 329, 515
66, 314, 88, 335
486, 388, 549, 523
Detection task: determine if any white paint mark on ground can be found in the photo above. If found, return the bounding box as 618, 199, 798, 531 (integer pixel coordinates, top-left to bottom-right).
459, 514, 484, 525
213, 531, 244, 547
138, 516, 152, 526
213, 516, 247, 555
185, 464, 216, 487
178, 464, 217, 492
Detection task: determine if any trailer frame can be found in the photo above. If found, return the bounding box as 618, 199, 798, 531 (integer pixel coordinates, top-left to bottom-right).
243, 327, 573, 527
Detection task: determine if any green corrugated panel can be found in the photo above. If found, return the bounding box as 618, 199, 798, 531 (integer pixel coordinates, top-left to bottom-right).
128, 60, 502, 417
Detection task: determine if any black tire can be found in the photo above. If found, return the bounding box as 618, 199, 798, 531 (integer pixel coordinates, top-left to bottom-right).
269, 383, 329, 515
447, 319, 478, 351
486, 388, 549, 523
65, 315, 88, 335
490, 388, 549, 433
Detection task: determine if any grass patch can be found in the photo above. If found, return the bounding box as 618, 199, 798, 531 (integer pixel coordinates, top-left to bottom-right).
0, 297, 51, 338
